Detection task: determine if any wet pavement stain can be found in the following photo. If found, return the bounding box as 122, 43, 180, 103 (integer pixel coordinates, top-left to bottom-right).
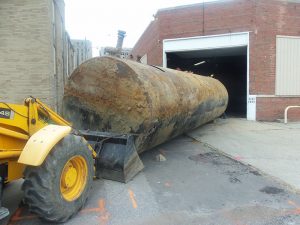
188, 152, 230, 166
250, 170, 262, 176
260, 186, 284, 194
229, 177, 241, 183
224, 170, 246, 184
188, 151, 267, 185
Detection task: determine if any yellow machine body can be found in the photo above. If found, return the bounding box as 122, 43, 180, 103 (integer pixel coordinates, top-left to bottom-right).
18, 125, 72, 166
0, 96, 142, 222
0, 98, 75, 183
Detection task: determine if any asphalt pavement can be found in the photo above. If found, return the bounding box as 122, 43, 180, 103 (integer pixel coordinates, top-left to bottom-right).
2, 135, 300, 225
188, 118, 300, 191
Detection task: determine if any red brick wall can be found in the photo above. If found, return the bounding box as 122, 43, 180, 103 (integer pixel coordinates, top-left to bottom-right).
257, 97, 300, 121
251, 0, 300, 120
130, 19, 161, 65
131, 0, 300, 121
250, 0, 300, 95
132, 0, 255, 64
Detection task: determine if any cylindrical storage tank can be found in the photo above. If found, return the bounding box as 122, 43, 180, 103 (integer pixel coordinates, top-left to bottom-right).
63, 56, 228, 153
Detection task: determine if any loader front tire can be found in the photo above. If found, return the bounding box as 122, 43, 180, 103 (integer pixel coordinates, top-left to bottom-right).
22, 134, 94, 222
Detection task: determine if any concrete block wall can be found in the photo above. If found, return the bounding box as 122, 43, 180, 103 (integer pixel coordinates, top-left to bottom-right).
0, 0, 71, 113
131, 0, 300, 121
53, 0, 66, 113
0, 0, 53, 106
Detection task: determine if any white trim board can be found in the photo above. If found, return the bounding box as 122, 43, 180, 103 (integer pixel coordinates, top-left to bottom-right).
163, 32, 249, 57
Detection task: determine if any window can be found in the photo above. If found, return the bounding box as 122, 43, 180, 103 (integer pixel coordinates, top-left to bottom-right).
276, 36, 300, 96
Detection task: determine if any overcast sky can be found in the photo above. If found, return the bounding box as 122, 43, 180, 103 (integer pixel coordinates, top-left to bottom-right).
64, 0, 219, 55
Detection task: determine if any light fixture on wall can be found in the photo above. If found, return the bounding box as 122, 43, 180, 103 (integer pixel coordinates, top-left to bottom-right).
194, 61, 206, 66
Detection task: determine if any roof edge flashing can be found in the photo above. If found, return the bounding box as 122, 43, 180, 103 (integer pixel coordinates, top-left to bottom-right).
157, 0, 234, 14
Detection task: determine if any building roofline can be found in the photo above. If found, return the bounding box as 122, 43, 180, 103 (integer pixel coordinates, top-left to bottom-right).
71, 39, 92, 44
157, 0, 234, 13
157, 0, 299, 14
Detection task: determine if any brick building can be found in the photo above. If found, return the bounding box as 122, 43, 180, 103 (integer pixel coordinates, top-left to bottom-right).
131, 0, 300, 121
0, 0, 75, 112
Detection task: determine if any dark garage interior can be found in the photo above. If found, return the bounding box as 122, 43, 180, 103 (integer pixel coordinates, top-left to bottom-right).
167, 46, 247, 117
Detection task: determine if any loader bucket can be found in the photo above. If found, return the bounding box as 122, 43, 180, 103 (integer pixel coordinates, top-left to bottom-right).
79, 131, 144, 183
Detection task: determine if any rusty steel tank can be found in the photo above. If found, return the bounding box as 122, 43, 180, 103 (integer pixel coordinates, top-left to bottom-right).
63, 56, 228, 153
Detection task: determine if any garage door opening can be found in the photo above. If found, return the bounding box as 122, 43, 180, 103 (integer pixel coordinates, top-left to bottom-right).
166, 46, 247, 117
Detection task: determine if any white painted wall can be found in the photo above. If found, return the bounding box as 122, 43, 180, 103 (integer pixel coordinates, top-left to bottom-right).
276, 35, 300, 96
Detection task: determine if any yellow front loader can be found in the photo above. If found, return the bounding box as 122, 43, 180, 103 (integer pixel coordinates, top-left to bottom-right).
0, 97, 143, 222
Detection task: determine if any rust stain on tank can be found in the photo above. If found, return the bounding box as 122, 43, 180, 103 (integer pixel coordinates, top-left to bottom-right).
63, 56, 228, 153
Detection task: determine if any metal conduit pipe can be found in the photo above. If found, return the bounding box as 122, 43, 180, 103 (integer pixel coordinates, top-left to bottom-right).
284, 106, 300, 124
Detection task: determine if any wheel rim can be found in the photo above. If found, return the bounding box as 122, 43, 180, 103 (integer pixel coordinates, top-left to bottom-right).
60, 155, 88, 202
